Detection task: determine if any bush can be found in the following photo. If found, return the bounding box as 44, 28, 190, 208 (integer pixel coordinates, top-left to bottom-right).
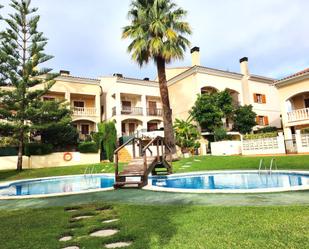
0, 137, 19, 147
256, 126, 278, 134
214, 127, 231, 141
24, 143, 53, 156
243, 132, 277, 140
0, 147, 18, 157
41, 124, 79, 151
78, 141, 98, 153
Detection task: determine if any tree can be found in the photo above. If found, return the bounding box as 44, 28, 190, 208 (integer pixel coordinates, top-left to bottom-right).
174, 117, 199, 154
233, 105, 257, 134
122, 0, 192, 155
93, 121, 117, 162
0, 0, 58, 170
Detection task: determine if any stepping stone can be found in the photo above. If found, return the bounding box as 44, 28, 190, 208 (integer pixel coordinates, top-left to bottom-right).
66, 210, 78, 213
73, 216, 93, 220
105, 242, 133, 248
194, 159, 201, 162
103, 219, 119, 224
61, 247, 79, 249
182, 165, 191, 168
59, 236, 73, 242
90, 229, 119, 237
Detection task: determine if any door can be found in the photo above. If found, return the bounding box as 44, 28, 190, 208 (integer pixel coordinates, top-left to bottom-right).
74, 101, 84, 108
305, 99, 309, 108
148, 101, 157, 115
147, 122, 158, 131
122, 101, 131, 114
129, 123, 135, 135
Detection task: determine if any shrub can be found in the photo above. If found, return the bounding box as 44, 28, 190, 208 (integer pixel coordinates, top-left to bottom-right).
78, 141, 98, 153
0, 147, 18, 156
41, 124, 79, 150
256, 126, 278, 134
243, 132, 277, 140
24, 143, 53, 156
214, 127, 231, 141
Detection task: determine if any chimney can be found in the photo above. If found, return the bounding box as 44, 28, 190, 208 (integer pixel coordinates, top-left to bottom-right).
143, 77, 150, 81
240, 57, 249, 76
113, 73, 123, 78
191, 47, 200, 66
60, 70, 70, 76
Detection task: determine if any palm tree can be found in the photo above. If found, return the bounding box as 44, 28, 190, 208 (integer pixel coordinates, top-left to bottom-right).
122, 0, 192, 155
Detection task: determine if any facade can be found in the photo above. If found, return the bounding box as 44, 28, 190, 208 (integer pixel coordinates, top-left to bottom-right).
41, 71, 102, 140
275, 68, 309, 153
99, 75, 163, 137
167, 48, 281, 131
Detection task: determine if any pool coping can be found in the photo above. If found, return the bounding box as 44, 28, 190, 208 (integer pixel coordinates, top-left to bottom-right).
144, 170, 309, 194
0, 170, 309, 199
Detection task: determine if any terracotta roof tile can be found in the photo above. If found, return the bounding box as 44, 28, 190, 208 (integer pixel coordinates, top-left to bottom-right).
277, 68, 309, 82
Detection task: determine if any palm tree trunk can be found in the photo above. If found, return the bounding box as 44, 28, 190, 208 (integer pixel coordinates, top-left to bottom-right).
156, 56, 177, 155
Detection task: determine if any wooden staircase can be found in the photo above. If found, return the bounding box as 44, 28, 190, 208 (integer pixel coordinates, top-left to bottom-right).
114, 136, 172, 189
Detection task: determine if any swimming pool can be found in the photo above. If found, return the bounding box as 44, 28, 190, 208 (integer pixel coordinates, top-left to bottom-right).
0, 175, 114, 198
1, 171, 309, 198
147, 171, 309, 193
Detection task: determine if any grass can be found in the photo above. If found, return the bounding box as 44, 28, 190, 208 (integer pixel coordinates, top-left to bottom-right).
1, 155, 309, 182
0, 203, 308, 249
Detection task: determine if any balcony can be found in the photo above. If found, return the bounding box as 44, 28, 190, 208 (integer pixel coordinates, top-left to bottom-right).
287, 108, 309, 123
72, 107, 97, 116
147, 108, 163, 116
121, 106, 143, 116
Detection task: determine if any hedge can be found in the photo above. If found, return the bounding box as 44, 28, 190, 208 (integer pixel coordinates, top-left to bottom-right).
78, 141, 98, 153
24, 143, 53, 156
0, 147, 18, 157
243, 132, 278, 140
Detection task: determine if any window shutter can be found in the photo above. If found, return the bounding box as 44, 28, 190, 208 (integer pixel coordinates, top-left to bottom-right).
264, 116, 269, 125
253, 94, 257, 103
262, 95, 266, 104
256, 116, 259, 124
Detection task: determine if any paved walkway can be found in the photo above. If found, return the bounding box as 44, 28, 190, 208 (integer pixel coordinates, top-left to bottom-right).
0, 189, 308, 210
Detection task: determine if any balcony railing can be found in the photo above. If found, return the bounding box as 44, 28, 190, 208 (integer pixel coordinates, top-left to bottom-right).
287, 108, 309, 123
147, 108, 163, 116
72, 107, 97, 116
121, 106, 143, 115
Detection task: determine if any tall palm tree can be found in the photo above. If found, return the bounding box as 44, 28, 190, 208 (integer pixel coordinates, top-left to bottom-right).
122, 0, 191, 155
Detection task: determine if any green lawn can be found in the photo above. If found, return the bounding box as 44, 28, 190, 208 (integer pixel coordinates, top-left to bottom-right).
1, 155, 309, 182
0, 203, 308, 249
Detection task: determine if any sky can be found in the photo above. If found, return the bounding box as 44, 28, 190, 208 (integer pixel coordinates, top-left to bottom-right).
1, 0, 308, 80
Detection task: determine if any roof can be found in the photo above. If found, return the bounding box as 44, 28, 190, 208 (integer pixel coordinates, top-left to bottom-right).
278, 68, 309, 82
275, 68, 309, 87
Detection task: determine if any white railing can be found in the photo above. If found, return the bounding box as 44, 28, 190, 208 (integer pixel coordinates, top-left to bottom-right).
301, 134, 309, 148
287, 108, 309, 122
72, 107, 97, 116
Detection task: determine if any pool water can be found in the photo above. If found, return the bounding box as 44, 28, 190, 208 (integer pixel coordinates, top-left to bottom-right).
151, 172, 309, 190
0, 175, 114, 197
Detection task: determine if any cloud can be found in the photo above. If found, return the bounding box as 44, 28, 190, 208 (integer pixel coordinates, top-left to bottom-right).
1, 0, 308, 80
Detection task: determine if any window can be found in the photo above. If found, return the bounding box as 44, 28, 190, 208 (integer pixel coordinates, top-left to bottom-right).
148, 101, 157, 115
73, 101, 84, 108
121, 101, 132, 113
147, 122, 158, 132
305, 99, 309, 108
81, 124, 89, 135
253, 94, 266, 104
256, 116, 269, 126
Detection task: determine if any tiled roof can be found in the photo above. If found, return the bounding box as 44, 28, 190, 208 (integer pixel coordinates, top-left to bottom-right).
277, 68, 309, 82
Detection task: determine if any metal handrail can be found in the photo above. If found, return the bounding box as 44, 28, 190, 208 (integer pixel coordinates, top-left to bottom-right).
269, 158, 277, 173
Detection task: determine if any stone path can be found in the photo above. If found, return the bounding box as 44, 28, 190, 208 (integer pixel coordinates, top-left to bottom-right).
60, 205, 133, 249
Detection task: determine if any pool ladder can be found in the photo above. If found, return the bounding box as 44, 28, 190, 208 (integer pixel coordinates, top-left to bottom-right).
258, 158, 277, 174
84, 165, 97, 177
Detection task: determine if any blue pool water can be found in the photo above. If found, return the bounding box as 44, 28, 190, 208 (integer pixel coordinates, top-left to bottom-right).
0, 175, 114, 197
151, 172, 309, 190
1, 172, 309, 197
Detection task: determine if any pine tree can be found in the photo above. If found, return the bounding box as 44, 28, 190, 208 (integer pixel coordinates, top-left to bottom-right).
0, 0, 65, 171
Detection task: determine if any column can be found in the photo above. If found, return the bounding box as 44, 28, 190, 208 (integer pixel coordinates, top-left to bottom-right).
115, 92, 121, 116
141, 95, 148, 132
65, 92, 71, 109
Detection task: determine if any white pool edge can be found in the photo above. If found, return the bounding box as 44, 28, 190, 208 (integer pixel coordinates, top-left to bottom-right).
144, 170, 309, 194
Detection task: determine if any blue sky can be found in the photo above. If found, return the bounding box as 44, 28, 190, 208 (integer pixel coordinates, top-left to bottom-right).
1, 0, 308, 80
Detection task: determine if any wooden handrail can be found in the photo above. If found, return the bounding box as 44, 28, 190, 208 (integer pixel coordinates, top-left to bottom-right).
114, 137, 136, 154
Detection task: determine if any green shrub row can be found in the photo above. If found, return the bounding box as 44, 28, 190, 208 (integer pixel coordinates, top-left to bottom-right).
78, 141, 98, 153
301, 128, 309, 134
24, 143, 54, 156
243, 132, 278, 140
0, 146, 18, 156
